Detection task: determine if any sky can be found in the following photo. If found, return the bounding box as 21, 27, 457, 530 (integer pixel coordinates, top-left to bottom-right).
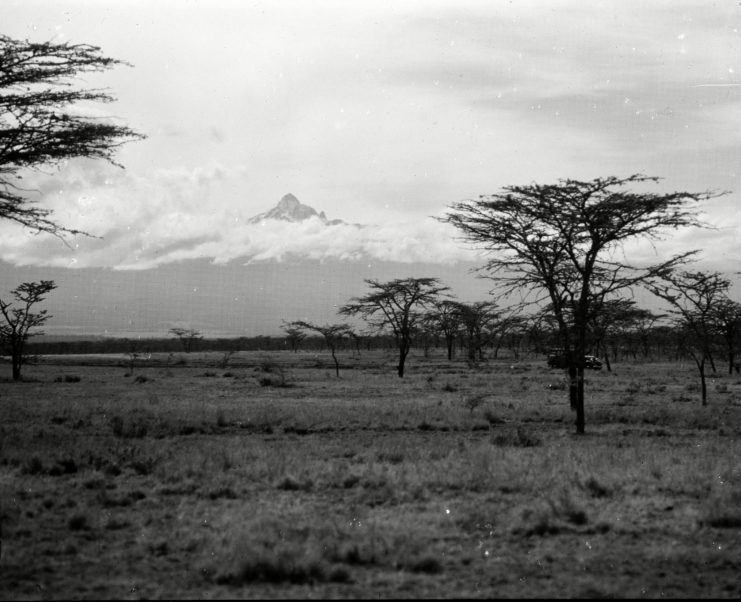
2, 0, 741, 336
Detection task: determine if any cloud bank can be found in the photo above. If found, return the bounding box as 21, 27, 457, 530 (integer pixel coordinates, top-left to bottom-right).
0, 161, 484, 270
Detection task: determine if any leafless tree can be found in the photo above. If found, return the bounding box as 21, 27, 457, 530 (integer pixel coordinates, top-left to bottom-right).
0, 280, 57, 380
340, 277, 449, 377
0, 35, 144, 236
442, 174, 718, 433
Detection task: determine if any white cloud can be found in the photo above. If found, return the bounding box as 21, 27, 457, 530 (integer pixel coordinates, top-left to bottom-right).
0, 160, 481, 269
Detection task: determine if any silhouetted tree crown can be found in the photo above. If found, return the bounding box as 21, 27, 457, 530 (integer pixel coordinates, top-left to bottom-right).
647, 269, 732, 405
442, 174, 720, 433
0, 34, 144, 235
0, 280, 57, 380
340, 277, 449, 377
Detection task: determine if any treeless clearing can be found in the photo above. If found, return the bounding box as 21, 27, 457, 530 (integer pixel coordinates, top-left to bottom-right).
1, 350, 740, 598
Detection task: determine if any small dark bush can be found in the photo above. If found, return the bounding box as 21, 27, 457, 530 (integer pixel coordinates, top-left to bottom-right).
54, 374, 81, 383
406, 555, 443, 574
49, 458, 78, 476
207, 487, 239, 500
129, 458, 155, 475
491, 426, 541, 447
275, 475, 312, 492
22, 456, 45, 475
68, 513, 89, 531
582, 476, 611, 498
483, 409, 505, 426
109, 415, 148, 438
258, 375, 291, 388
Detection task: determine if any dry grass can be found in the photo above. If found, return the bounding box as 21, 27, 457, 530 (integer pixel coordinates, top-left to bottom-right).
1, 350, 741, 598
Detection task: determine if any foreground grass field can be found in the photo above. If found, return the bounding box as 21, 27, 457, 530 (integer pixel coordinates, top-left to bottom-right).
1, 349, 740, 599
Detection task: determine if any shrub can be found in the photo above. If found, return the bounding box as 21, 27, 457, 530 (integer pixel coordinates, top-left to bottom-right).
49, 457, 78, 476
462, 394, 486, 416
22, 455, 45, 475
206, 514, 441, 586
518, 489, 588, 536
625, 381, 641, 394
701, 488, 741, 528
491, 426, 541, 447
581, 475, 611, 498
256, 358, 290, 387
258, 375, 290, 387
109, 414, 148, 438
55, 374, 81, 383
483, 408, 505, 426
68, 513, 89, 531
208, 519, 330, 585
275, 474, 313, 492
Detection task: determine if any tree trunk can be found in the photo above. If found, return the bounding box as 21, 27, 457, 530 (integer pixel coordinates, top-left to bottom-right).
331, 348, 340, 377
568, 363, 578, 411
575, 366, 585, 434
708, 352, 717, 374
698, 358, 707, 406
397, 340, 410, 378
11, 338, 22, 381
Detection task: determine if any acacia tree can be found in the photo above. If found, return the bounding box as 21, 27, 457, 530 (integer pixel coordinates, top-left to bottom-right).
443, 174, 717, 434
169, 327, 202, 353
587, 299, 656, 371
281, 322, 306, 353
424, 299, 462, 361
452, 301, 499, 364
340, 277, 449, 377
286, 321, 350, 377
0, 280, 57, 380
710, 298, 741, 375
648, 270, 731, 405
1, 35, 143, 235
486, 311, 528, 360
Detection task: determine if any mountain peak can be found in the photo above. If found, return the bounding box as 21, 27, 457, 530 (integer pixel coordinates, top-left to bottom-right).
277, 193, 301, 210
249, 194, 348, 226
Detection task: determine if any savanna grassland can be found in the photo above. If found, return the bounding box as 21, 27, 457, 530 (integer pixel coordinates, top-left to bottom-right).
1, 349, 740, 599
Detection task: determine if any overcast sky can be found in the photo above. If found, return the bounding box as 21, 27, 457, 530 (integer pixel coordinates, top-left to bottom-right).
3, 0, 741, 272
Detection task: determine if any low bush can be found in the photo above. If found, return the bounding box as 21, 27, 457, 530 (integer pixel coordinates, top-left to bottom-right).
490, 426, 541, 447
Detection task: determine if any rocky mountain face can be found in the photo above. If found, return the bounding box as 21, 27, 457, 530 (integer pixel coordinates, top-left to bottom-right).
248, 193, 347, 225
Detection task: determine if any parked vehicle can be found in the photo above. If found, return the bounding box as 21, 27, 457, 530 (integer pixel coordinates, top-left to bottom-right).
547, 350, 603, 370
583, 355, 603, 370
